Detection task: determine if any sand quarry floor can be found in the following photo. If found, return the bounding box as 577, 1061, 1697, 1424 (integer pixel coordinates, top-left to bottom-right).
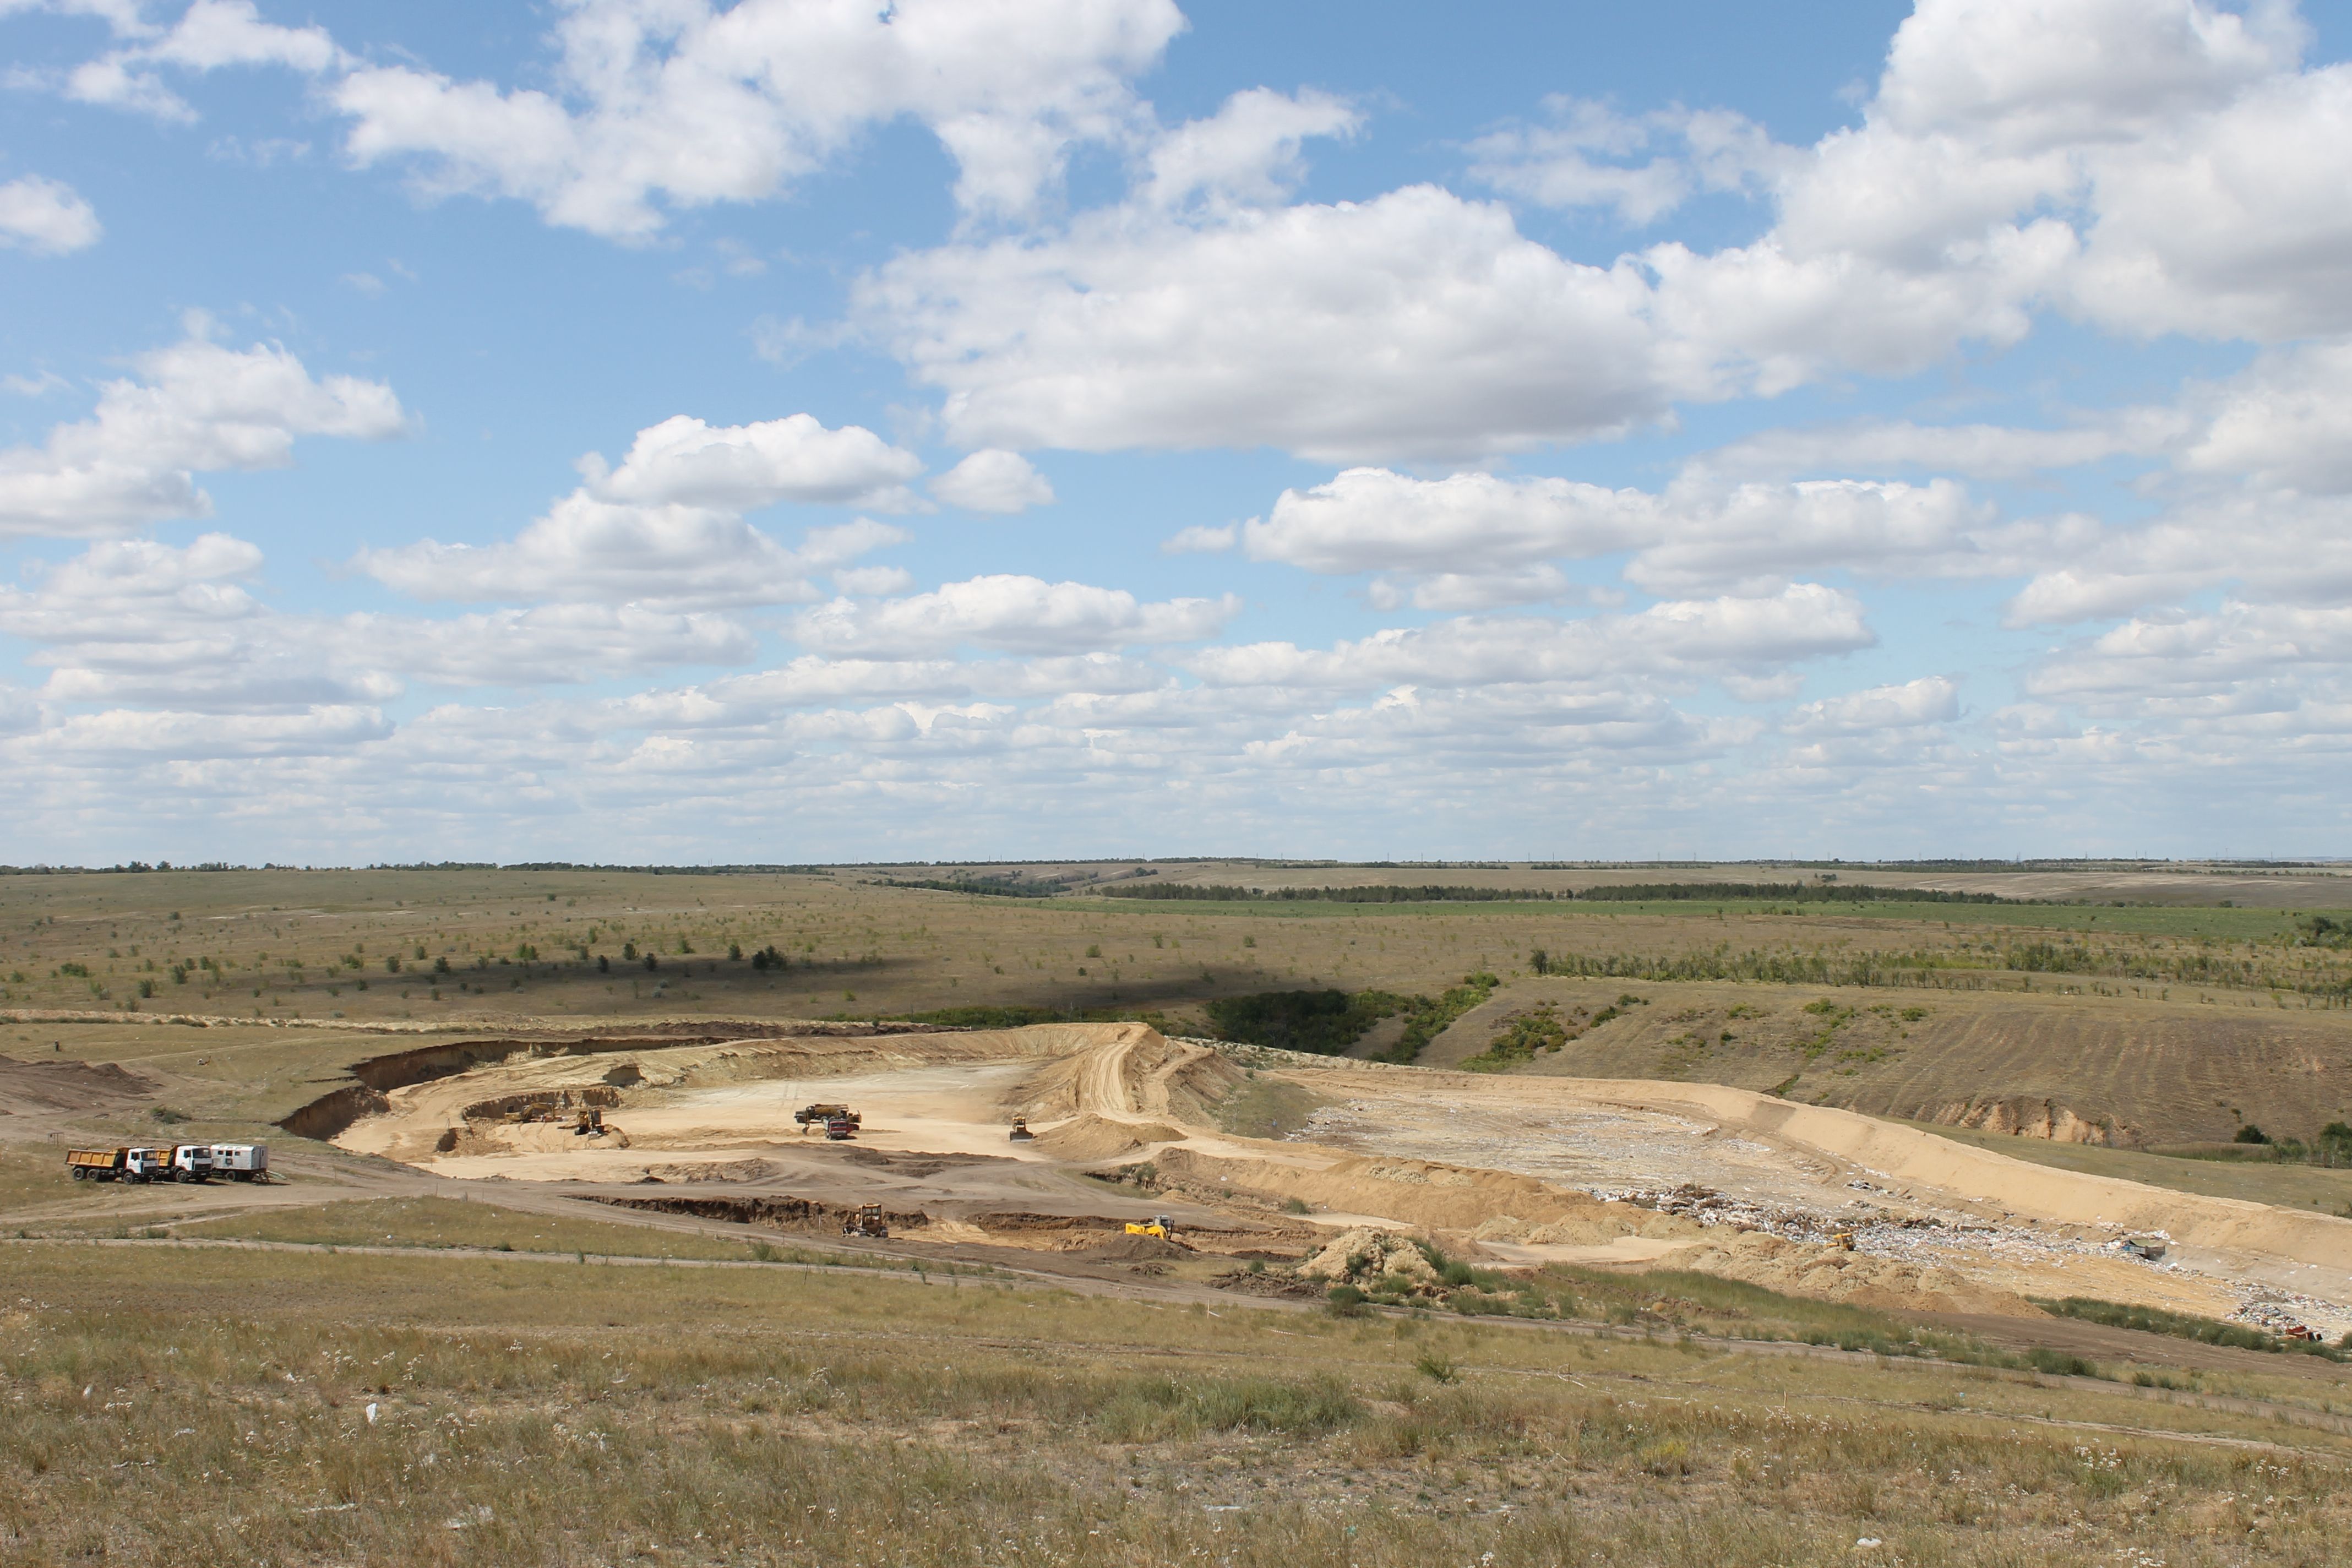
330, 1022, 2352, 1335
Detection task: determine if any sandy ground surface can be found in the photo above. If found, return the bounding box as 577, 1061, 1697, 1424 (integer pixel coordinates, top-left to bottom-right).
1263, 1056, 2352, 1333
22, 1020, 2352, 1340
291, 1022, 2352, 1337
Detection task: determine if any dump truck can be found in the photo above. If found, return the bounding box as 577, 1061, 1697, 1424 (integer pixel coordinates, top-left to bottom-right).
1124, 1215, 1174, 1240
841, 1203, 889, 1239
211, 1142, 269, 1182
167, 1144, 214, 1182
793, 1103, 859, 1132
65, 1147, 127, 1181
823, 1112, 858, 1141
118, 1147, 171, 1183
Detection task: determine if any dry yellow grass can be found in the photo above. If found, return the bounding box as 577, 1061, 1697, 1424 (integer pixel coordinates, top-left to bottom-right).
8, 1239, 2352, 1566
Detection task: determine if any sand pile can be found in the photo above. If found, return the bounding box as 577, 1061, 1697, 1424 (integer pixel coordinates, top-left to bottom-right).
1031, 1114, 1182, 1162
1472, 1214, 1665, 1247
1663, 1230, 2041, 1317
0, 1055, 155, 1114
1299, 1228, 1442, 1287
1080, 1232, 1191, 1261
641, 1158, 778, 1183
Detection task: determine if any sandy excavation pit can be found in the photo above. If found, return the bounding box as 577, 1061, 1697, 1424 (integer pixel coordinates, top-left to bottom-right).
317, 1022, 2352, 1332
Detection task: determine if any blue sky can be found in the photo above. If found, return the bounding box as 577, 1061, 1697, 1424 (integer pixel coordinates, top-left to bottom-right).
2, 0, 2349, 864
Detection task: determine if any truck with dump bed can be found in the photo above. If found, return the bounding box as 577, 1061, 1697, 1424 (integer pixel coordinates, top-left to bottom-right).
119, 1147, 171, 1183
210, 1142, 269, 1181
65, 1147, 126, 1181
823, 1112, 858, 1141
168, 1144, 214, 1182
794, 1103, 859, 1131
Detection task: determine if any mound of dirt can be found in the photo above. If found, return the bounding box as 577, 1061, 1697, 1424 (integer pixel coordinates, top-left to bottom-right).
1660, 1230, 2041, 1317
1030, 1113, 1182, 1162
0, 1055, 156, 1115
1930, 1095, 2140, 1147
1298, 1228, 1441, 1286
641, 1158, 778, 1183
1472, 1215, 1663, 1247
1079, 1232, 1191, 1261
1151, 1147, 1694, 1240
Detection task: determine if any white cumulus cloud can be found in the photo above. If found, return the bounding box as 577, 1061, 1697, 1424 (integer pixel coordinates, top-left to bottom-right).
794, 574, 1241, 657
0, 322, 406, 538
330, 0, 1184, 239
930, 449, 1055, 513
0, 175, 101, 254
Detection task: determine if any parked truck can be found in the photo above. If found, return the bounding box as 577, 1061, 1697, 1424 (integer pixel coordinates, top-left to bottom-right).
210, 1142, 269, 1181
65, 1147, 127, 1181
168, 1144, 215, 1182
72, 1147, 173, 1182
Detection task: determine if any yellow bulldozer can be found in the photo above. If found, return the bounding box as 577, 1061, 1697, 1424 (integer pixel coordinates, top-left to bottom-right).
841, 1204, 889, 1239
1124, 1214, 1174, 1240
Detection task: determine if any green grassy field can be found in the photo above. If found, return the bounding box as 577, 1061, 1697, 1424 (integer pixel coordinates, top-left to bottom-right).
9, 1240, 2352, 1567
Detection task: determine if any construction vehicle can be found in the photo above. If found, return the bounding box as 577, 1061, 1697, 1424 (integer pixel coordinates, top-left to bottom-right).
1829, 1230, 1856, 1251
2120, 1236, 2167, 1261
573, 1107, 606, 1136
1124, 1214, 1174, 1240
841, 1204, 889, 1239
115, 1147, 171, 1183
65, 1147, 127, 1181
794, 1103, 859, 1133
167, 1144, 215, 1183
211, 1142, 269, 1182
1008, 1117, 1034, 1141
823, 1112, 858, 1141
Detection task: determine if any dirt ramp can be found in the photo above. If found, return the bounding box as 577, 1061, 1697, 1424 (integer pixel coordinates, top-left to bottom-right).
1015, 1025, 1246, 1124
0, 1055, 156, 1115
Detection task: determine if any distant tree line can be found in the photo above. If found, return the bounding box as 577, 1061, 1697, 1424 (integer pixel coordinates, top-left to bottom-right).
1096, 880, 2021, 905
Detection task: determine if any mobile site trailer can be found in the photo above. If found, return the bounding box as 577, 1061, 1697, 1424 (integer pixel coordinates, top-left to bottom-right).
211, 1142, 269, 1180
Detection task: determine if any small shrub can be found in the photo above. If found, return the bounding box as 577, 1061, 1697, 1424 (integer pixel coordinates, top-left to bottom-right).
1636, 1438, 1692, 1476
1281, 1197, 1310, 1215
1412, 1351, 1456, 1383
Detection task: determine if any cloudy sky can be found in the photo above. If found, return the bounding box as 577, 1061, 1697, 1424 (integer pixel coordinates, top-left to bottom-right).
2, 0, 2349, 863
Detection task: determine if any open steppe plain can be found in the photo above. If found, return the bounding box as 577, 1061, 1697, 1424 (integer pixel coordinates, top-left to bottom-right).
9, 861, 2352, 1565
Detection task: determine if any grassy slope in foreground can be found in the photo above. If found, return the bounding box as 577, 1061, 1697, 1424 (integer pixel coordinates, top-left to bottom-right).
9, 1242, 2352, 1568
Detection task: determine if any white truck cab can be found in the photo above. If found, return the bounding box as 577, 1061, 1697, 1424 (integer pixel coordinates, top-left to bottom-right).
168, 1144, 214, 1182
121, 1147, 170, 1182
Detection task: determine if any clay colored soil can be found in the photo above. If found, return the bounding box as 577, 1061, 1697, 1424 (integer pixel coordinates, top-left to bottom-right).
308, 1019, 2352, 1331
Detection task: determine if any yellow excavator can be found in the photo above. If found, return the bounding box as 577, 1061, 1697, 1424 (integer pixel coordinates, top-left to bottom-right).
1124, 1214, 1174, 1240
